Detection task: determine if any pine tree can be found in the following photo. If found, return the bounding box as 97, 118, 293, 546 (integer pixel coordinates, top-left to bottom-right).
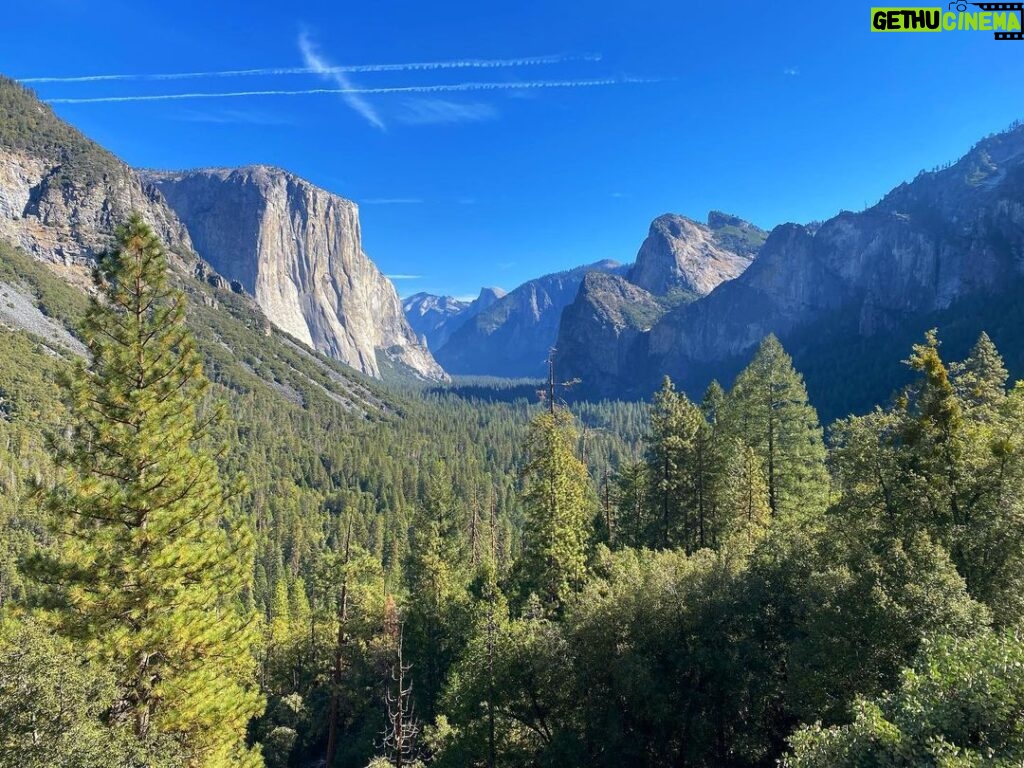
720, 444, 771, 550
611, 460, 649, 550
951, 331, 1008, 409
696, 381, 736, 549
725, 335, 829, 518
514, 408, 594, 613
896, 331, 1024, 619
645, 378, 693, 549
32, 215, 264, 767
404, 465, 472, 722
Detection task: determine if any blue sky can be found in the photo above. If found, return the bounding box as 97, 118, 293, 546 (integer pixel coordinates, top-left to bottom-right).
3, 0, 1023, 299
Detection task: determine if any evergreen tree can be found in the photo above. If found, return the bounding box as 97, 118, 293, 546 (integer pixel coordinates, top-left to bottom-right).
514, 409, 594, 613
720, 444, 771, 550
725, 335, 829, 518
404, 464, 473, 722
611, 460, 649, 550
645, 377, 713, 551
785, 628, 1024, 767
31, 216, 264, 767
950, 331, 1008, 409
891, 331, 1024, 620
0, 617, 184, 768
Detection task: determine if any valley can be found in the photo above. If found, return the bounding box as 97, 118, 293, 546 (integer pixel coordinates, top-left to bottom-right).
1, 37, 1023, 768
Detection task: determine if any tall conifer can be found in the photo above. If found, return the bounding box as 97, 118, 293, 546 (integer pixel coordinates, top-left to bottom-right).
514, 409, 593, 613
33, 215, 264, 767
726, 335, 829, 518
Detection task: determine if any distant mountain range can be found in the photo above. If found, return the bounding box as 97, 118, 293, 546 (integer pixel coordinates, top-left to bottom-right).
4, 73, 1023, 420
433, 260, 628, 378
403, 287, 506, 351
405, 212, 766, 380
556, 123, 1024, 420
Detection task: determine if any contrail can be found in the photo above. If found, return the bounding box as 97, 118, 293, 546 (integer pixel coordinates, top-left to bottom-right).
20, 53, 603, 84
44, 77, 664, 105
298, 30, 384, 130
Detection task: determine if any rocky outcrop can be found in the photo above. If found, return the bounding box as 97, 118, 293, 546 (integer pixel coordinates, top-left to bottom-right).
629, 212, 765, 297
555, 211, 765, 397
403, 286, 506, 351
648, 126, 1024, 372
0, 79, 192, 267
563, 124, 1024, 413
145, 167, 445, 381
553, 272, 663, 394
436, 260, 625, 378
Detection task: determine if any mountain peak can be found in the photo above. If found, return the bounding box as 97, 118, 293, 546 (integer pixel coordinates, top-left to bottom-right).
476, 286, 506, 306
629, 212, 763, 297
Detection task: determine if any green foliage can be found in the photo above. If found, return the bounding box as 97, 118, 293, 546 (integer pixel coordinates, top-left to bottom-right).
0, 616, 184, 768
28, 216, 263, 767
0, 76, 122, 186
830, 330, 1024, 624
403, 465, 475, 721
784, 628, 1024, 767
513, 409, 595, 613
725, 335, 830, 518
4, 212, 1024, 768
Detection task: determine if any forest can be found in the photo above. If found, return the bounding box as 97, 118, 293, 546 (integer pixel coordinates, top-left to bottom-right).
2, 217, 1024, 768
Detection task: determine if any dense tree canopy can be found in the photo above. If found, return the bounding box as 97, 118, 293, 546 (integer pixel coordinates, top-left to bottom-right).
1, 220, 1024, 768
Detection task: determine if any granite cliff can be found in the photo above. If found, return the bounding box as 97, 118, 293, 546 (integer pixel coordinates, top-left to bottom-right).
0, 77, 192, 270
145, 167, 445, 381
560, 124, 1024, 418
555, 212, 765, 395
629, 212, 764, 297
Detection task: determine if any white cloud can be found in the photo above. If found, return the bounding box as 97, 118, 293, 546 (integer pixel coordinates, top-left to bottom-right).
298, 31, 385, 130
398, 98, 498, 125
783, 67, 800, 76
386, 274, 423, 280
172, 107, 294, 125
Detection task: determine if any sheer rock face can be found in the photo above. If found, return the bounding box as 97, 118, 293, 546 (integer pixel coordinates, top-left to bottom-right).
629, 213, 765, 297
145, 167, 446, 381
554, 212, 765, 397
558, 125, 1024, 405
553, 272, 662, 395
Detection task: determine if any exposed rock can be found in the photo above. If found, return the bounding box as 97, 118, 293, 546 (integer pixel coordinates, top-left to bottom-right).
436, 260, 625, 378
144, 166, 446, 381
403, 286, 506, 351
0, 79, 193, 266
628, 213, 765, 297
0, 78, 397, 414
649, 126, 1024, 373
555, 211, 765, 397
566, 124, 1024, 415
0, 280, 86, 356
553, 272, 663, 394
